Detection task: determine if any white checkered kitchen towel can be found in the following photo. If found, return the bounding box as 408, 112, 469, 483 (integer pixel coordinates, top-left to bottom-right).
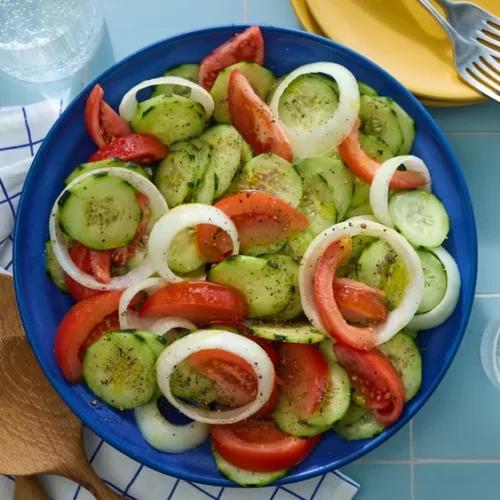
0, 101, 360, 500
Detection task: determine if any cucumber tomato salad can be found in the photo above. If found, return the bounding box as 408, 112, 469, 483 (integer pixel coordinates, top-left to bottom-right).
46, 26, 461, 486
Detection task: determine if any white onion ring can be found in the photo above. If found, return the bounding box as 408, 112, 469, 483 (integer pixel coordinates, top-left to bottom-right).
150, 317, 196, 337
408, 246, 460, 330
156, 330, 275, 424
119, 278, 167, 330
370, 156, 431, 227
346, 215, 378, 223
268, 62, 360, 158
49, 168, 168, 291
299, 220, 424, 345
135, 399, 209, 453
148, 204, 239, 283
119, 77, 214, 122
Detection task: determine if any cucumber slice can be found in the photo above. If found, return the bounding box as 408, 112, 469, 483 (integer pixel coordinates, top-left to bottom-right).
231, 153, 303, 208
241, 140, 254, 164
343, 201, 373, 220
168, 227, 205, 275
187, 162, 216, 205
278, 74, 339, 131
336, 234, 377, 279
249, 321, 324, 344
389, 190, 450, 248
272, 399, 329, 437
318, 338, 337, 364
65, 159, 149, 186
333, 404, 384, 440
350, 177, 371, 209
266, 73, 287, 104
45, 239, 68, 292
379, 332, 422, 401
131, 93, 206, 145
358, 132, 393, 163
263, 254, 302, 321
212, 446, 288, 486
417, 249, 447, 314
359, 95, 403, 155
199, 125, 242, 198
207, 255, 293, 318
305, 362, 351, 427
151, 63, 200, 98
358, 81, 379, 97
294, 156, 353, 219
211, 62, 276, 123
59, 175, 141, 251
170, 361, 216, 404
283, 230, 314, 259
82, 331, 156, 410
379, 97, 416, 155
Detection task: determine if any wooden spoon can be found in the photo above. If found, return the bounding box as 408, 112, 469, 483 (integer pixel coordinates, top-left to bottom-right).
0, 274, 121, 500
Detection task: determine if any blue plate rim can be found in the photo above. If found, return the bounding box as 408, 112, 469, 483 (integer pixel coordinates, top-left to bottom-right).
13, 23, 478, 486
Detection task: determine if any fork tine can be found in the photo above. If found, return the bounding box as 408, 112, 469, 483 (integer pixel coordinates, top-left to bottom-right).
481, 19, 500, 37
471, 61, 500, 92
462, 66, 500, 103
476, 33, 500, 52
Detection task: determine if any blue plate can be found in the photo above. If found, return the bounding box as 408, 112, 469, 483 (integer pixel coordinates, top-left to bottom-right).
14, 24, 477, 486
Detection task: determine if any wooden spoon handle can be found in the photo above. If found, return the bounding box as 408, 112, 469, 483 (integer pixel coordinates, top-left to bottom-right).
14, 476, 49, 500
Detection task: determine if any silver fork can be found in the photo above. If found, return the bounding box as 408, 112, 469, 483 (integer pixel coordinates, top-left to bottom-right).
418, 0, 500, 103
434, 0, 500, 56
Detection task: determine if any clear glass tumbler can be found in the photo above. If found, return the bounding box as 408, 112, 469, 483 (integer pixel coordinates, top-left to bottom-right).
0, 0, 104, 82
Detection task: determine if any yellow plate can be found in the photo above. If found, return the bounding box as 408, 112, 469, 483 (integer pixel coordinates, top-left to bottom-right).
290, 0, 323, 35
304, 0, 499, 104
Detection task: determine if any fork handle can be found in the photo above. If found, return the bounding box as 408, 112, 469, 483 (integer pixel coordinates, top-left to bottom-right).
417, 0, 462, 45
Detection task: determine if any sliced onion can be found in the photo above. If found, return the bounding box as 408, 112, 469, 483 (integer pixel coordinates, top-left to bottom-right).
345, 215, 378, 223
135, 399, 209, 453
119, 77, 214, 122
408, 246, 460, 330
299, 220, 424, 345
268, 62, 360, 158
156, 330, 275, 424
49, 168, 168, 291
119, 278, 167, 330
148, 204, 239, 283
150, 317, 196, 336
370, 156, 431, 228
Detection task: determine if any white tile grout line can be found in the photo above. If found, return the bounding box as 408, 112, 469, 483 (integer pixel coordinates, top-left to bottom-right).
442, 131, 500, 135
410, 420, 415, 500
475, 293, 500, 298
357, 458, 500, 464
243, 0, 247, 22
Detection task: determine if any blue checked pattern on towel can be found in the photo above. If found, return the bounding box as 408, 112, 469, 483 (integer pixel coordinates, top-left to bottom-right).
0, 101, 360, 500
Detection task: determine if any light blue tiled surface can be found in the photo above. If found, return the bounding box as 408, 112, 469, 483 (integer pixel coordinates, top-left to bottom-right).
2, 0, 500, 499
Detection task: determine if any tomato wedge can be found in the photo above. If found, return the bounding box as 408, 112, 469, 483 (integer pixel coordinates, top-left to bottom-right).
140, 281, 249, 325
64, 243, 100, 302
55, 291, 122, 383
314, 237, 378, 350
228, 69, 293, 162
199, 25, 265, 91
197, 192, 308, 262
84, 84, 131, 148
211, 420, 320, 472
334, 277, 388, 325
88, 249, 111, 284
78, 311, 120, 361
333, 344, 405, 426
88, 134, 168, 163
277, 343, 329, 419
338, 121, 427, 189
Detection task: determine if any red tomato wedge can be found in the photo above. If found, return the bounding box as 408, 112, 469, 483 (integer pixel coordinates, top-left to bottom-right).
84, 84, 131, 148
197, 192, 308, 263
252, 384, 278, 420
88, 134, 168, 163
199, 25, 265, 91
88, 249, 111, 284
140, 281, 249, 325
228, 69, 293, 162
338, 121, 427, 189
334, 277, 388, 325
64, 243, 100, 302
277, 343, 329, 419
55, 291, 123, 383
314, 237, 378, 350
211, 421, 320, 472
78, 311, 120, 361
333, 344, 405, 426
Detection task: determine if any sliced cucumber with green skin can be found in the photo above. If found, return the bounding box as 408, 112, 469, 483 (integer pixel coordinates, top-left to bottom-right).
336, 234, 377, 278
168, 227, 205, 275
199, 125, 242, 198
266, 73, 287, 104
263, 254, 302, 321
45, 239, 68, 292
230, 153, 303, 208
151, 63, 200, 99
333, 404, 384, 440
350, 177, 371, 209
343, 201, 373, 220
358, 132, 393, 163
249, 321, 324, 344
170, 361, 216, 404
272, 400, 329, 437
187, 162, 216, 205
124, 329, 167, 358
282, 230, 314, 259
379, 332, 422, 402
378, 97, 416, 155
131, 93, 206, 145
212, 446, 288, 487
278, 74, 339, 131
389, 190, 450, 248
402, 328, 418, 339
318, 338, 337, 364
65, 160, 149, 186
211, 62, 276, 123
294, 156, 353, 219
82, 331, 156, 410
207, 255, 292, 318
358, 81, 379, 97
359, 95, 403, 155
59, 174, 142, 251
241, 140, 254, 164
417, 249, 447, 314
